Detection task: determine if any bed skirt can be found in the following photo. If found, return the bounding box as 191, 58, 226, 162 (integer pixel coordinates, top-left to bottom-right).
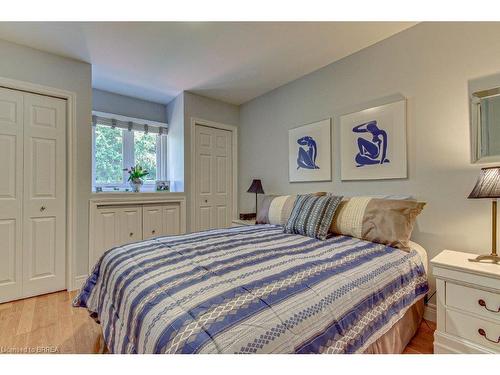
363, 299, 424, 354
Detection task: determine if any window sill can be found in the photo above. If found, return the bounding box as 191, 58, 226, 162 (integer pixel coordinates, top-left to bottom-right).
93, 186, 158, 193
90, 191, 184, 199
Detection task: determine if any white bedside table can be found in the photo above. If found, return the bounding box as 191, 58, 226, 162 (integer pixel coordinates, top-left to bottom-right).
431, 250, 500, 353
231, 219, 256, 227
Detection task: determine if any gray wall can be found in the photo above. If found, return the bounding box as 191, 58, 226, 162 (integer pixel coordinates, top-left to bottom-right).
238, 22, 500, 295
0, 39, 92, 279
166, 93, 185, 192
93, 88, 167, 122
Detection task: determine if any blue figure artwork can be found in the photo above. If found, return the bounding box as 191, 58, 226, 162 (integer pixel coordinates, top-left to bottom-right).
352, 120, 390, 167
296, 136, 320, 170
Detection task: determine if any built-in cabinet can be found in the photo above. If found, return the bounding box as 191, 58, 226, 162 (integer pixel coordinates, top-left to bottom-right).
89, 196, 186, 271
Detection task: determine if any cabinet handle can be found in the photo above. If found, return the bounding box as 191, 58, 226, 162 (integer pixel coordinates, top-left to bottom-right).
478, 328, 500, 344
40, 206, 46, 212
478, 299, 500, 313
129, 232, 133, 237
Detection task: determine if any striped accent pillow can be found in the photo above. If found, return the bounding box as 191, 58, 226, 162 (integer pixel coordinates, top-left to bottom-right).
284, 194, 343, 240
256, 192, 327, 225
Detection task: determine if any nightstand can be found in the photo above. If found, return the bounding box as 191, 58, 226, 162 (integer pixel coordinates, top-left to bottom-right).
231, 219, 256, 227
431, 250, 500, 353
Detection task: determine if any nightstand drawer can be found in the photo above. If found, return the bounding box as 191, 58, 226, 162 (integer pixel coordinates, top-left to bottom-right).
446, 309, 500, 352
446, 282, 500, 322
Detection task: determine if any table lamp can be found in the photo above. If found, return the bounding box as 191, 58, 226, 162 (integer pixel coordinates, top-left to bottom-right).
247, 179, 265, 217
468, 166, 500, 264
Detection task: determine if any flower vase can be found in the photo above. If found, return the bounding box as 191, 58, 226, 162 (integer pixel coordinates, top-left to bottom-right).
130, 179, 143, 192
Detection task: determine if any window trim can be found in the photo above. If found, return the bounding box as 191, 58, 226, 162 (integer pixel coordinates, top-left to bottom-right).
92, 116, 168, 191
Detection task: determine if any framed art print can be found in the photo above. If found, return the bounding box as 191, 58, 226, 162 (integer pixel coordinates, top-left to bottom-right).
340, 99, 407, 180
288, 118, 331, 182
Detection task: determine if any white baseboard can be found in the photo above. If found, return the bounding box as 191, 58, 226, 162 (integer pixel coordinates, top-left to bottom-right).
424, 302, 436, 322
72, 274, 88, 291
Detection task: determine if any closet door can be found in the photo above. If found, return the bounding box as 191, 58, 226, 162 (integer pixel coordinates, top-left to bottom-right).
23, 92, 66, 298
0, 88, 23, 303
194, 125, 232, 231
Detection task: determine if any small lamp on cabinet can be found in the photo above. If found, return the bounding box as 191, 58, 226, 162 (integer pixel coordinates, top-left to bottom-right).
246, 179, 265, 219
468, 166, 500, 264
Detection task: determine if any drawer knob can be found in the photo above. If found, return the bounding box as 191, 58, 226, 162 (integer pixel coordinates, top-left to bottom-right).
129, 232, 133, 237
478, 328, 500, 344
478, 299, 500, 313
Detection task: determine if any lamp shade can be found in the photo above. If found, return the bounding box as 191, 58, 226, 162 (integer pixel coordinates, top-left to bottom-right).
247, 179, 264, 194
468, 166, 500, 199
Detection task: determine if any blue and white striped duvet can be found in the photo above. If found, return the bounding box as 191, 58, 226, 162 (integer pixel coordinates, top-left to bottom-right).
74, 225, 428, 354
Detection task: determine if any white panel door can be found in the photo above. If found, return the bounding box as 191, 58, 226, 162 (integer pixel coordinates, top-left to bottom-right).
213, 128, 232, 228
194, 125, 232, 231
93, 208, 121, 267
143, 205, 164, 239
119, 206, 142, 245
164, 204, 180, 235
0, 87, 23, 303
23, 92, 66, 297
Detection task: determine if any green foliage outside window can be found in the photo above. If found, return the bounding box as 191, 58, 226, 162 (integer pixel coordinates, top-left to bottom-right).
134, 131, 157, 181
94, 124, 123, 184
94, 124, 158, 185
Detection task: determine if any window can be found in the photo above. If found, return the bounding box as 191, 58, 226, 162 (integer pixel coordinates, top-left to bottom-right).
94, 124, 124, 185
134, 130, 158, 182
92, 113, 167, 191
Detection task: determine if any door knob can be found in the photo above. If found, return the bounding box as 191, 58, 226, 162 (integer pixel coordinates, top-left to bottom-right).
204, 199, 208, 203
40, 206, 46, 212
152, 230, 156, 234
129, 232, 133, 237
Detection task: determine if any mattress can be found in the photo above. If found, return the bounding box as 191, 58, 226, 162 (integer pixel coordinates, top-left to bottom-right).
74, 225, 428, 354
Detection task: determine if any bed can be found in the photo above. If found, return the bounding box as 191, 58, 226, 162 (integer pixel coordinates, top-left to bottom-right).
74, 224, 428, 354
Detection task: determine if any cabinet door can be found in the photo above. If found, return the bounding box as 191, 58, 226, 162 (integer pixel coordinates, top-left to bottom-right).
119, 207, 142, 245
164, 204, 180, 235
93, 208, 121, 267
143, 205, 164, 239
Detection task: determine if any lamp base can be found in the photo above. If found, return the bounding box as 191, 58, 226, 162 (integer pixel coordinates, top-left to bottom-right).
468, 253, 500, 264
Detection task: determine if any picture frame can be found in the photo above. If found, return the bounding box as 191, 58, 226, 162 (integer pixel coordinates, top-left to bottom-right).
155, 180, 170, 191
340, 99, 407, 181
288, 118, 331, 182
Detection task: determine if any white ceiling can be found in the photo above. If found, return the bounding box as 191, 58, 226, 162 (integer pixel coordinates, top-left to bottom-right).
0, 22, 416, 105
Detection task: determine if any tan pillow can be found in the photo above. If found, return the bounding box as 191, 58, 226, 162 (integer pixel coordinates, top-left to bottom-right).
256, 195, 278, 224
330, 197, 425, 250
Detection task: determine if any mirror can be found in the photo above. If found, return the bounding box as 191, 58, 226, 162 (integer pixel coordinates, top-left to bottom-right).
471, 86, 500, 163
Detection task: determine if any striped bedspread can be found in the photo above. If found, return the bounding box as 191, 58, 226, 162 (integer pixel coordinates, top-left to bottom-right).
74, 225, 428, 354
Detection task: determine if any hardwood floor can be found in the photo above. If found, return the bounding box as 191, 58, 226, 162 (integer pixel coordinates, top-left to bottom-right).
0, 290, 436, 354
0, 291, 101, 354
403, 317, 436, 354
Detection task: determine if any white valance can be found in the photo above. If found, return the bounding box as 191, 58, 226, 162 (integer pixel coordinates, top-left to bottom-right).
92, 111, 168, 135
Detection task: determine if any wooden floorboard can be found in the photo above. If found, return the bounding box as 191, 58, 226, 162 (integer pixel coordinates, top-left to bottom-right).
0, 290, 436, 354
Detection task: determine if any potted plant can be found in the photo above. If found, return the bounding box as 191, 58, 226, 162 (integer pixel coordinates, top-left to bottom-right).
124, 165, 149, 192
